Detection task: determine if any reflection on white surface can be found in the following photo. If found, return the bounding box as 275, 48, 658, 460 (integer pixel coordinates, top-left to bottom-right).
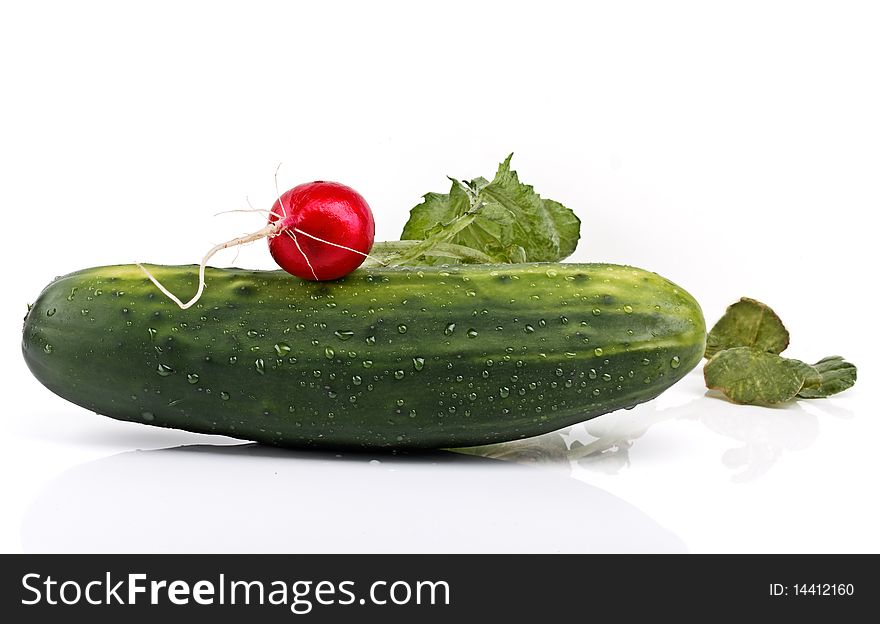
22, 444, 685, 554
19, 372, 859, 553
461, 392, 852, 482
699, 400, 817, 482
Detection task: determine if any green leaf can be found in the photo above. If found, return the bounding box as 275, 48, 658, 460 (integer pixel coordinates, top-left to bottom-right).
705, 298, 790, 359
398, 154, 580, 265
704, 347, 812, 406
399, 181, 474, 248
480, 154, 581, 262
797, 356, 857, 398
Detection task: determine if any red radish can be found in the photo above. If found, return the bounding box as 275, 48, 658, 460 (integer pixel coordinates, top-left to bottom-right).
138, 180, 376, 309
267, 181, 375, 281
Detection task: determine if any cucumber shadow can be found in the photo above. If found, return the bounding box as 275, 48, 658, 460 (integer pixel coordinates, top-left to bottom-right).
21, 443, 685, 554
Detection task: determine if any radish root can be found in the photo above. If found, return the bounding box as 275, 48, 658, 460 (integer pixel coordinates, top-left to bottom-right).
292, 227, 385, 264
214, 207, 285, 219
274, 163, 288, 218
138, 220, 386, 310
285, 229, 320, 281
137, 221, 282, 310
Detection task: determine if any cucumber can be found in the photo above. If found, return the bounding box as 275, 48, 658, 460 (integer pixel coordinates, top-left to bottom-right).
22, 263, 706, 449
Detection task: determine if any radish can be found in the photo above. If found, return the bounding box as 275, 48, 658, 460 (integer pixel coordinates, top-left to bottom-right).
138, 180, 376, 309
268, 181, 375, 281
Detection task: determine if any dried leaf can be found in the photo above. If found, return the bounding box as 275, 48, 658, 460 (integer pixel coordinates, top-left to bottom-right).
705, 297, 789, 358
797, 356, 857, 398
704, 347, 811, 406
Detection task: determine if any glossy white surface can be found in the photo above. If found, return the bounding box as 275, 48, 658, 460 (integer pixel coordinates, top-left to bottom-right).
2, 1, 877, 553
5, 369, 873, 553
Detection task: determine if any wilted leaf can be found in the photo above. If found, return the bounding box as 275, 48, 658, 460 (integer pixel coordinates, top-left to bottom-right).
705, 298, 790, 358
704, 347, 811, 406
365, 240, 493, 266
797, 356, 857, 398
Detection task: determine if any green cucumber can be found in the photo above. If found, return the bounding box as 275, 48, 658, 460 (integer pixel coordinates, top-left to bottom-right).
22, 263, 706, 449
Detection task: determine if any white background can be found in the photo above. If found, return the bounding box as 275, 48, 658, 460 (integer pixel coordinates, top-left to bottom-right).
1, 0, 877, 553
